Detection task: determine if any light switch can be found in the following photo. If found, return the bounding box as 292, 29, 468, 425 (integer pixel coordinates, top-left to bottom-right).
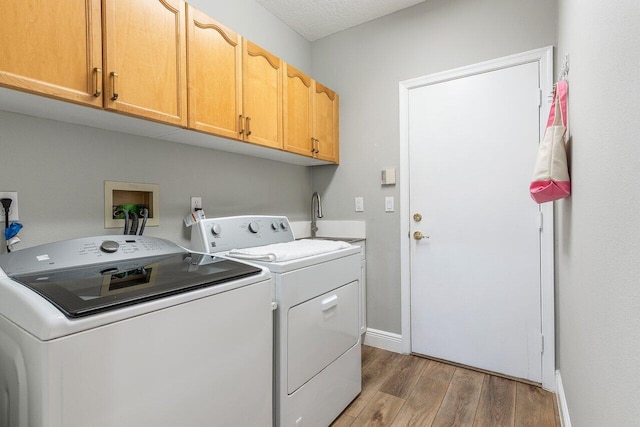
385, 196, 394, 212
355, 197, 364, 212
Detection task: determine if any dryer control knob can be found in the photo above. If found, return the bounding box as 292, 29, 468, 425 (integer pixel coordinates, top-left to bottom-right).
280, 221, 288, 230
248, 222, 260, 233
271, 222, 278, 230
100, 240, 119, 253
211, 224, 222, 235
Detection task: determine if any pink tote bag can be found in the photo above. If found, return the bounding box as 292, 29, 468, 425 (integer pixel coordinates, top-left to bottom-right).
530, 80, 570, 203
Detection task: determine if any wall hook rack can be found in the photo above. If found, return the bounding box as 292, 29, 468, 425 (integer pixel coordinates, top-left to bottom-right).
559, 54, 569, 81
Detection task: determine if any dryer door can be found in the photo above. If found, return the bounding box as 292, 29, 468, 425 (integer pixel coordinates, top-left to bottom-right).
287, 280, 359, 394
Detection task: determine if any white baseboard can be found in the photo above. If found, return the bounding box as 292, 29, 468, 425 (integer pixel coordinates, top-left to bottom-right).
556, 370, 572, 427
363, 328, 403, 353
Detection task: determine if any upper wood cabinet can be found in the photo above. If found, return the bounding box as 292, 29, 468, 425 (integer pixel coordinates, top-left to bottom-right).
0, 1, 338, 164
283, 64, 313, 157
242, 40, 283, 149
186, 5, 242, 139
283, 64, 339, 163
0, 0, 103, 107
313, 82, 339, 163
102, 0, 187, 126
186, 15, 284, 151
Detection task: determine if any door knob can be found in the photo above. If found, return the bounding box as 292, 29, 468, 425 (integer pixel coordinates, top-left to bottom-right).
413, 213, 422, 222
413, 231, 429, 240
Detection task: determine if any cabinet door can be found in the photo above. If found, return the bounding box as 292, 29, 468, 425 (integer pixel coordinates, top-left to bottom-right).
186, 5, 242, 139
103, 0, 187, 126
0, 0, 103, 107
313, 82, 339, 163
242, 40, 283, 149
283, 64, 313, 157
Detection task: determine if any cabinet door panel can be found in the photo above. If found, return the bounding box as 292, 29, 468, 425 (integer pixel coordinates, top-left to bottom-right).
242, 40, 283, 149
313, 83, 339, 163
0, 0, 102, 106
103, 0, 187, 126
187, 5, 241, 139
283, 64, 313, 157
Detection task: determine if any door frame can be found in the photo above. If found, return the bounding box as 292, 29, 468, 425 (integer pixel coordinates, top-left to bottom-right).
398, 46, 555, 390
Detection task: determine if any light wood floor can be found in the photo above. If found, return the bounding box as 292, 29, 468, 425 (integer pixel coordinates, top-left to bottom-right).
331, 345, 560, 427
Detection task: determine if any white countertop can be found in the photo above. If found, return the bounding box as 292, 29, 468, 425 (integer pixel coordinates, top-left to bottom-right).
290, 220, 366, 241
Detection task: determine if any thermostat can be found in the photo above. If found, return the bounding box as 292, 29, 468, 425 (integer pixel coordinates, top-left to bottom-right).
381, 168, 396, 185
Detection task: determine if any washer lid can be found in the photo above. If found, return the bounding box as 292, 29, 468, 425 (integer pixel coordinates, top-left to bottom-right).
9, 253, 261, 318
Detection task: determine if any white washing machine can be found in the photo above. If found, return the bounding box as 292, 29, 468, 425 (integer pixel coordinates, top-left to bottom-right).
0, 235, 273, 427
191, 215, 362, 427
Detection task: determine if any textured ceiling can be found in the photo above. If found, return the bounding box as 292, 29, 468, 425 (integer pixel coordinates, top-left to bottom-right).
256, 0, 427, 41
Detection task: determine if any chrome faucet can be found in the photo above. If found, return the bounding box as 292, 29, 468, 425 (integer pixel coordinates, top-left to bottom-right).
311, 192, 323, 238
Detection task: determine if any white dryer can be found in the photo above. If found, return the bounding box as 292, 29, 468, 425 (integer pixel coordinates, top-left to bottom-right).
191, 215, 362, 427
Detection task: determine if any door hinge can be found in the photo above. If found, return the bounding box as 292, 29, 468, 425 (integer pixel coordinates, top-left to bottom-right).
541, 334, 545, 353
538, 212, 543, 230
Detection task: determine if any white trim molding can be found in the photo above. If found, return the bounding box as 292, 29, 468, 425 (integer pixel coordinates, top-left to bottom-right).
556, 370, 572, 427
399, 46, 556, 390
363, 328, 403, 353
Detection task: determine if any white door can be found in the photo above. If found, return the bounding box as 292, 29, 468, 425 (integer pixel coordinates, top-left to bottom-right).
408, 62, 543, 382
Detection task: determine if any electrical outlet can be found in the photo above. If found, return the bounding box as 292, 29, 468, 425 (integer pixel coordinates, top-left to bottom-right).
190, 196, 202, 212
0, 192, 19, 221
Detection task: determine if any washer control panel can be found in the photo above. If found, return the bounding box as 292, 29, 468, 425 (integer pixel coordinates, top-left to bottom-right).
191, 215, 294, 253
0, 236, 184, 276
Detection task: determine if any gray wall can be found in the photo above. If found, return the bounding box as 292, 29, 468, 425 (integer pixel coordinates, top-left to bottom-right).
310, 0, 558, 334
556, 0, 640, 425
0, 111, 311, 247
0, 0, 312, 250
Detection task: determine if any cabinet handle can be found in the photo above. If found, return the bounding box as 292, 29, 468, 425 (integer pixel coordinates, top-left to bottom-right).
246, 116, 252, 136
310, 137, 316, 154
93, 67, 102, 97
238, 115, 244, 135
110, 72, 119, 100
313, 138, 320, 154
